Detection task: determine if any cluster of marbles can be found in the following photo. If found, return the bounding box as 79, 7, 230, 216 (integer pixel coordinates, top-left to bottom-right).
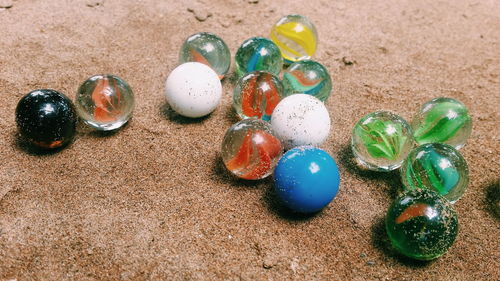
12, 12, 477, 266
401, 97, 472, 203
270, 14, 318, 63
351, 97, 471, 174
15, 74, 136, 151
16, 89, 77, 149
221, 119, 283, 180
349, 97, 471, 260
138, 14, 336, 214
385, 189, 458, 260
274, 146, 340, 213
76, 74, 135, 131
214, 15, 339, 214
165, 62, 222, 118
167, 23, 334, 211
165, 33, 229, 119
351, 111, 414, 172
233, 71, 284, 121
282, 60, 332, 102
235, 37, 283, 77
401, 143, 469, 203
230, 14, 331, 123
179, 32, 231, 79
411, 97, 472, 149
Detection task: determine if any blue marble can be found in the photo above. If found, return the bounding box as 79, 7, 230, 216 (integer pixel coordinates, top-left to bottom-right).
273, 146, 340, 213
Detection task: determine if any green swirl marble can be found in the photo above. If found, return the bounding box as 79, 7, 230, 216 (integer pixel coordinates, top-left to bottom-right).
401, 143, 468, 203
386, 189, 458, 260
235, 37, 283, 77
412, 97, 472, 149
351, 111, 414, 171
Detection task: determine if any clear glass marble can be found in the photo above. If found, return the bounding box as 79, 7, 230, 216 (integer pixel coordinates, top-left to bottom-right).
76, 74, 134, 131
270, 14, 318, 63
221, 118, 283, 180
412, 97, 472, 149
282, 60, 332, 102
351, 111, 414, 171
179, 32, 231, 79
401, 143, 469, 203
233, 71, 284, 121
235, 37, 283, 77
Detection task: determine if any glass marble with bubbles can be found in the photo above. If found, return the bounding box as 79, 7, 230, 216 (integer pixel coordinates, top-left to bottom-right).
233, 71, 284, 121
221, 118, 283, 180
16, 89, 77, 149
235, 37, 283, 77
270, 14, 318, 63
412, 97, 472, 149
76, 74, 135, 131
179, 32, 231, 79
386, 189, 458, 260
351, 111, 414, 171
282, 60, 332, 102
401, 143, 469, 203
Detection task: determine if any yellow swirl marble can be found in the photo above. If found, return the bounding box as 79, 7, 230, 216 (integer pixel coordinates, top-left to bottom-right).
270, 15, 318, 63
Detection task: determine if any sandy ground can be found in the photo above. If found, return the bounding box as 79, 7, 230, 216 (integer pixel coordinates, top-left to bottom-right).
0, 0, 499, 280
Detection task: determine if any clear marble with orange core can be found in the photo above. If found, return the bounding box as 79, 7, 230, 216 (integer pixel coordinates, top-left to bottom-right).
221, 118, 283, 180
75, 74, 135, 131
179, 32, 231, 79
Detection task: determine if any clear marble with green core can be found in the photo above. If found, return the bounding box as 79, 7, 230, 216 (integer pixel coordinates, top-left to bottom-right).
401, 143, 469, 203
412, 97, 472, 149
235, 37, 283, 77
351, 111, 414, 171
282, 60, 332, 102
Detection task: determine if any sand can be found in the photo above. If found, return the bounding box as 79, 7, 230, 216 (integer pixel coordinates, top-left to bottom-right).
0, 0, 499, 280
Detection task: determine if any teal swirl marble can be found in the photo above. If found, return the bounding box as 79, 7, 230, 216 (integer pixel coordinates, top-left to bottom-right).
386, 189, 459, 260
401, 143, 469, 203
235, 37, 283, 77
412, 97, 472, 149
351, 111, 414, 171
282, 60, 332, 102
